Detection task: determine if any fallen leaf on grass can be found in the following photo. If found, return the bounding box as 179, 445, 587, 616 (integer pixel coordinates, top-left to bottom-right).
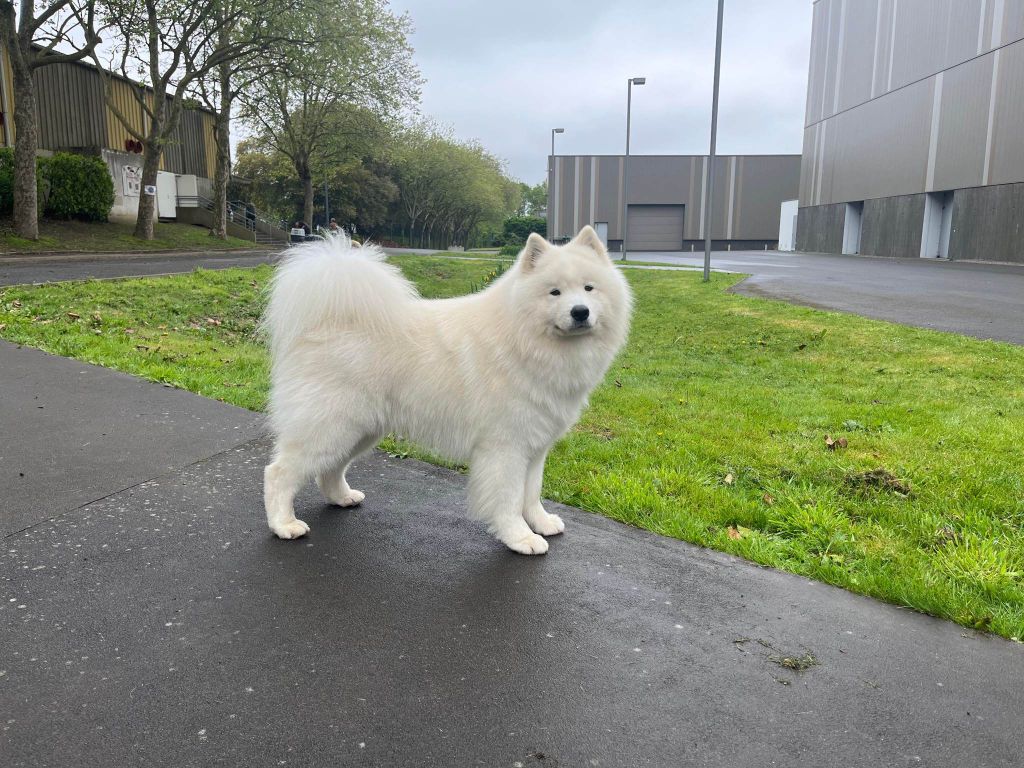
724, 473, 734, 486
825, 435, 848, 451
727, 525, 753, 541
66, 312, 80, 319
762, 492, 775, 505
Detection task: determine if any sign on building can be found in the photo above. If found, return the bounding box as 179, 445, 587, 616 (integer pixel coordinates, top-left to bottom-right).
122, 165, 142, 197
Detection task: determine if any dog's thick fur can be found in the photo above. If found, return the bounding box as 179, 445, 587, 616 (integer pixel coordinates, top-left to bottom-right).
262, 226, 632, 554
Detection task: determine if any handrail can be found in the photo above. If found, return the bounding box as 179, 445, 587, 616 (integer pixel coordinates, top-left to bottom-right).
176, 195, 286, 237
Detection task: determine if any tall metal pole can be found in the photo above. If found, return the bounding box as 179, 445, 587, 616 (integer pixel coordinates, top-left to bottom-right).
622, 79, 633, 262
621, 77, 645, 259
703, 0, 725, 282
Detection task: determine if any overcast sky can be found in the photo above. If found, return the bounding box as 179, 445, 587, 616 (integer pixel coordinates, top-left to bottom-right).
393, 0, 813, 183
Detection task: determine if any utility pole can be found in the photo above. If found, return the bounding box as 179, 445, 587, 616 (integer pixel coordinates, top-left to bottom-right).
703, 0, 725, 282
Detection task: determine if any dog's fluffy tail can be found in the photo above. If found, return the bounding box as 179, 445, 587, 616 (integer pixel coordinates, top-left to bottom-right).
262, 233, 418, 357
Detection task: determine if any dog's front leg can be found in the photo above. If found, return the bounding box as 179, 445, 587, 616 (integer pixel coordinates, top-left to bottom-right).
469, 446, 549, 555
522, 450, 565, 537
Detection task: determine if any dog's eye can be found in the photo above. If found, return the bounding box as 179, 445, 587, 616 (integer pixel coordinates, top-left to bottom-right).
584, 285, 594, 292
550, 289, 561, 296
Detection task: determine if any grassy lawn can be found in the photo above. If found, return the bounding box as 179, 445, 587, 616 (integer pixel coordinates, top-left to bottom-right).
1, 257, 1022, 639
0, 219, 260, 255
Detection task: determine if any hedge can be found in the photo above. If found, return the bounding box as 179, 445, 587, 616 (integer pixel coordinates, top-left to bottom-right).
500, 215, 546, 246
0, 148, 114, 221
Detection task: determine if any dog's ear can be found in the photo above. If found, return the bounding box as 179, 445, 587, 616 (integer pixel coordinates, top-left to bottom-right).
570, 225, 610, 261
518, 232, 549, 272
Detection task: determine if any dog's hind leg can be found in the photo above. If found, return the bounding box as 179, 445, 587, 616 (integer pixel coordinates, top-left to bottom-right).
264, 426, 374, 540
469, 446, 548, 555
521, 450, 565, 537
316, 433, 380, 507
264, 444, 313, 540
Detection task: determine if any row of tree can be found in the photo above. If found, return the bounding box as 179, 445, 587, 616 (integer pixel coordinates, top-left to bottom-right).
0, 0, 445, 241
236, 117, 545, 248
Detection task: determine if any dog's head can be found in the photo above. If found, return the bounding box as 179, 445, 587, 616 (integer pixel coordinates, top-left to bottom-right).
510, 226, 632, 346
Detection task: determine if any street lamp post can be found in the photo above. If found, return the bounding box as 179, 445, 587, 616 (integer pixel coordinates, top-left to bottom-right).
622, 76, 645, 261
702, 0, 725, 282
550, 127, 564, 233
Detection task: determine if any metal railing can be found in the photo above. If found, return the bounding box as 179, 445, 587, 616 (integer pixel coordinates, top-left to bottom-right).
176, 195, 288, 240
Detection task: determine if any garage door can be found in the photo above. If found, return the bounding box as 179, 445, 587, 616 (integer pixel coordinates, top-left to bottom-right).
626, 205, 685, 251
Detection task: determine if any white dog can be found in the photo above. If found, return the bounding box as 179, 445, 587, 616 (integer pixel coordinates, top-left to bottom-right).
261, 226, 632, 554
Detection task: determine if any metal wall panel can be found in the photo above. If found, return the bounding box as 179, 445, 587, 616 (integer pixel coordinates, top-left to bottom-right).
932, 54, 992, 191
988, 38, 1024, 184
735, 155, 802, 240
805, 1, 829, 125
34, 63, 106, 150
835, 0, 878, 114
808, 0, 1023, 126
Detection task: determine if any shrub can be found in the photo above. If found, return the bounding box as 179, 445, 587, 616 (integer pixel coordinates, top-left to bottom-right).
39, 152, 114, 221
0, 147, 14, 216
500, 215, 546, 246
499, 243, 521, 257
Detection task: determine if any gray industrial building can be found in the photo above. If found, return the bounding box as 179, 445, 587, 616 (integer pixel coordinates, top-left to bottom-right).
797, 0, 1024, 263
548, 154, 800, 251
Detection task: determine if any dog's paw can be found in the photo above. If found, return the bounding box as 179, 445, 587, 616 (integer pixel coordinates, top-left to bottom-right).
504, 531, 549, 556
528, 511, 565, 537
332, 489, 365, 507
271, 518, 310, 540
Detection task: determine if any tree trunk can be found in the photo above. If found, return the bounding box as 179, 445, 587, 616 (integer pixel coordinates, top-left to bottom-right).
8, 55, 39, 240
134, 142, 162, 240
210, 40, 232, 240
302, 172, 314, 230
211, 86, 232, 239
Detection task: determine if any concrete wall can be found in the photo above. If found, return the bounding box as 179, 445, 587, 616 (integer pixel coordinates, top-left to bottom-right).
859, 194, 926, 259
949, 183, 1024, 264
549, 154, 800, 245
795, 202, 845, 254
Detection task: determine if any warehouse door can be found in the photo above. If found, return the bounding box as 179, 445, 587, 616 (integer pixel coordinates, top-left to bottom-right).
626, 205, 684, 251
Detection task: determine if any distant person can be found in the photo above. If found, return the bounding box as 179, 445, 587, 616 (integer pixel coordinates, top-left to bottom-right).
328, 218, 341, 233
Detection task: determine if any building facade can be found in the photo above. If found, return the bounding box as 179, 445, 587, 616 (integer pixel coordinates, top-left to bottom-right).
0, 46, 218, 223
797, 0, 1024, 263
548, 154, 800, 251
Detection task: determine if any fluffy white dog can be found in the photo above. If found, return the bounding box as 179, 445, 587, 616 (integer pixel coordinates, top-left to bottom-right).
262, 226, 632, 554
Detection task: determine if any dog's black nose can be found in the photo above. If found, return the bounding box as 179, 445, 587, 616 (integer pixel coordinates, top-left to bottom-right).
570, 305, 590, 322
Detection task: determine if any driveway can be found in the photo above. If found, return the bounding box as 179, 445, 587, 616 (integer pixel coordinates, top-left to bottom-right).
624, 250, 1024, 344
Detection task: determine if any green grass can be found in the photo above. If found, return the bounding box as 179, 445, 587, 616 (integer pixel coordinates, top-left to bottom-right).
0, 219, 260, 254
1, 256, 1022, 639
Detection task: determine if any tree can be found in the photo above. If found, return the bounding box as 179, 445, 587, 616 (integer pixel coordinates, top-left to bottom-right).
93, 0, 284, 239
239, 0, 420, 228
517, 180, 547, 217
190, 0, 300, 239
0, 1, 100, 239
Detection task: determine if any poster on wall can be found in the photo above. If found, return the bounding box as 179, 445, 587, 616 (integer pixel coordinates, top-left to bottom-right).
122, 166, 142, 197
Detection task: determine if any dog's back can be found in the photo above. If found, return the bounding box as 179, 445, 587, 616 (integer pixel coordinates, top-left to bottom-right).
262, 235, 418, 361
